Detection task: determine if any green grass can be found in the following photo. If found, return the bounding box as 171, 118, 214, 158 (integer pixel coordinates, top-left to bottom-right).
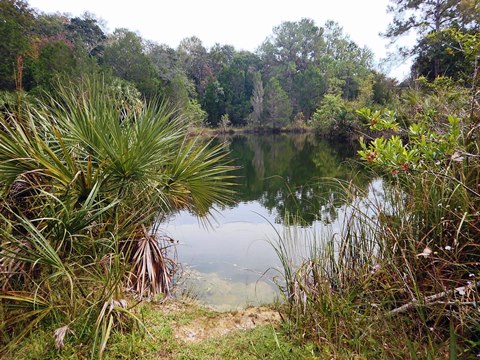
6, 300, 317, 360
269, 175, 479, 359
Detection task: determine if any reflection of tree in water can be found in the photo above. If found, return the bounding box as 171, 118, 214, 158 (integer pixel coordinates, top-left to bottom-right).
227, 134, 372, 225
249, 138, 265, 184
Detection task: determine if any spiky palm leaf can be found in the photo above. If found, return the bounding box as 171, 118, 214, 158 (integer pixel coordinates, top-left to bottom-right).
0, 74, 235, 353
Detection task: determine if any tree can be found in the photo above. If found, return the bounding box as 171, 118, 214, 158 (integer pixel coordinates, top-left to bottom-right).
103, 29, 159, 97
163, 73, 206, 127
0, 0, 34, 90
264, 77, 292, 128
248, 71, 264, 127
258, 18, 324, 113
65, 15, 106, 57
384, 0, 477, 77
321, 21, 374, 100
312, 94, 349, 137
28, 39, 76, 91
292, 65, 326, 118
208, 43, 235, 74
412, 28, 477, 80
177, 36, 211, 97
216, 51, 259, 126
33, 13, 67, 38
202, 78, 225, 126
259, 18, 324, 73
147, 43, 182, 83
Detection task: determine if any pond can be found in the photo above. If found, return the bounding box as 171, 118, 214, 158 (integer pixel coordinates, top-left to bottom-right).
163, 133, 376, 311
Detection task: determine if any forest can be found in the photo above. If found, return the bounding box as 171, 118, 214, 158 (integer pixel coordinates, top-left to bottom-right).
1, 0, 395, 133
1, 0, 480, 358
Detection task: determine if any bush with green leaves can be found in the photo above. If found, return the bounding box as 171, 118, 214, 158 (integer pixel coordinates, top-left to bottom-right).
355, 80, 479, 351
311, 94, 355, 138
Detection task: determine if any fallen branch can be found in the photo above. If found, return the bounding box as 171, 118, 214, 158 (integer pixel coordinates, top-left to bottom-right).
388, 282, 479, 315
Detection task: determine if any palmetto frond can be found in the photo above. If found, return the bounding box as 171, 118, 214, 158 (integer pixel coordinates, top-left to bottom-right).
0, 74, 235, 353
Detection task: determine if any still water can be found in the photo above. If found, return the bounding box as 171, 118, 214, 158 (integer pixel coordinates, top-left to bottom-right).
164, 133, 374, 311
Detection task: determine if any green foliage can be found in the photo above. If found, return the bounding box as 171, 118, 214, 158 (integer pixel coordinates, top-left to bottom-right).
103, 29, 159, 98
312, 94, 354, 138
0, 75, 234, 355
356, 107, 399, 131
414, 28, 480, 81
177, 36, 211, 98
0, 0, 34, 90
201, 79, 225, 127
272, 37, 480, 356
358, 113, 461, 173
27, 40, 77, 91
216, 52, 259, 126
386, 0, 479, 79
264, 77, 292, 128
163, 74, 206, 128
219, 113, 231, 132
65, 15, 106, 57
248, 71, 264, 127
0, 7, 390, 134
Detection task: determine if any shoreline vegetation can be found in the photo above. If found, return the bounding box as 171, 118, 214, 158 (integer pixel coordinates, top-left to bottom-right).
188, 124, 314, 137
1, 0, 479, 358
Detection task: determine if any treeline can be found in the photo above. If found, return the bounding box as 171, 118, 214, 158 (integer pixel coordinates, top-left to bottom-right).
1, 0, 396, 132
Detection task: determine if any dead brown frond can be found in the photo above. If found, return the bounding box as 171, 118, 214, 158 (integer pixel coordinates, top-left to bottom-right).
53, 325, 73, 350
127, 225, 177, 299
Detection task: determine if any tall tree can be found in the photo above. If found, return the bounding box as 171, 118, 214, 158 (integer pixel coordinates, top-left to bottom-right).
147, 43, 182, 83
248, 71, 264, 127
264, 77, 292, 128
0, 0, 34, 90
177, 36, 211, 96
258, 18, 324, 113
65, 15, 106, 57
202, 78, 225, 126
321, 21, 374, 100
27, 39, 77, 91
216, 51, 259, 126
208, 43, 235, 74
412, 28, 477, 80
384, 0, 476, 77
103, 29, 159, 97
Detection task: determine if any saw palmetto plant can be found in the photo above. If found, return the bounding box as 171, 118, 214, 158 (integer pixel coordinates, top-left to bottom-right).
0, 75, 235, 356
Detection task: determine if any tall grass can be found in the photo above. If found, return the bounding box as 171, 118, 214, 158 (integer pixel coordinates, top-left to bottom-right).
0, 75, 235, 357
270, 74, 480, 358
272, 172, 479, 358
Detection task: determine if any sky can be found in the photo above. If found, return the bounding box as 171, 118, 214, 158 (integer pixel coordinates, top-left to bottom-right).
27, 0, 413, 79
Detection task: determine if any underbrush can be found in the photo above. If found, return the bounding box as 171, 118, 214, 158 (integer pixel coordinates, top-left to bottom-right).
272, 77, 480, 358
272, 176, 479, 358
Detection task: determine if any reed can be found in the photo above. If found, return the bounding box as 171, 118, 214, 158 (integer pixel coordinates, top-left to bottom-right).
271, 172, 479, 358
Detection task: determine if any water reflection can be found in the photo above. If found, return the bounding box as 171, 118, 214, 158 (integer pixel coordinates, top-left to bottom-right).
164, 134, 373, 310
228, 134, 370, 225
